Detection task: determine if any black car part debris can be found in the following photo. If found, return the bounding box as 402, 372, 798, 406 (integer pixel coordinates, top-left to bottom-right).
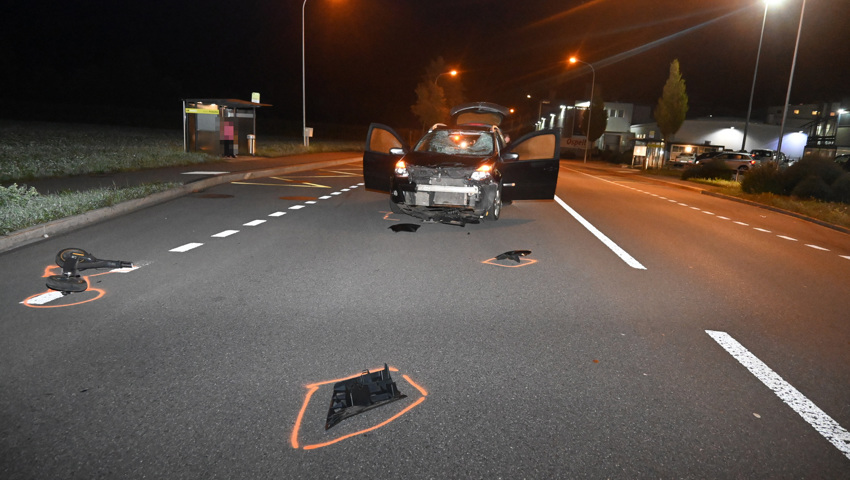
389, 223, 421, 233
46, 248, 133, 294
496, 250, 532, 263
325, 364, 406, 430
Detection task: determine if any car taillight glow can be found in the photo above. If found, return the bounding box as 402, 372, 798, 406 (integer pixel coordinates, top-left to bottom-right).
394, 160, 408, 177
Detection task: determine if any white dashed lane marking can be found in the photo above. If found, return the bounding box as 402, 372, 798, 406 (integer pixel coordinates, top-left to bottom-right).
170, 242, 204, 252
571, 169, 850, 264
169, 182, 365, 253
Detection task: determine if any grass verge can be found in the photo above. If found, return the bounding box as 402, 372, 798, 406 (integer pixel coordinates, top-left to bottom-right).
1, 183, 180, 235
641, 169, 850, 230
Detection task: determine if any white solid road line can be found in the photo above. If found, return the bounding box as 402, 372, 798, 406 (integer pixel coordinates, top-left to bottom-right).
706, 330, 850, 460
554, 195, 646, 270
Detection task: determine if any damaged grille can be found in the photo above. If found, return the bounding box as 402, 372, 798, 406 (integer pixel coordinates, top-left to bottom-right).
406, 166, 478, 206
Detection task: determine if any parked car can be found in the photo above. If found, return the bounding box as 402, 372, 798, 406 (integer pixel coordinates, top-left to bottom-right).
694, 151, 756, 173
670, 152, 696, 167
362, 102, 561, 225
750, 149, 776, 163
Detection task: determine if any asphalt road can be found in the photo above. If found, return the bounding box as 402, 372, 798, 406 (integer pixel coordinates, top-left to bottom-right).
2, 160, 849, 478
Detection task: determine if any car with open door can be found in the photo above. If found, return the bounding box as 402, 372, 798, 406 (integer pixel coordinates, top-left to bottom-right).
363, 102, 561, 225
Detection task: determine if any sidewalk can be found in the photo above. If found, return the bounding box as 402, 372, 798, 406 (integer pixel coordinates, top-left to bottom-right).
1, 152, 362, 253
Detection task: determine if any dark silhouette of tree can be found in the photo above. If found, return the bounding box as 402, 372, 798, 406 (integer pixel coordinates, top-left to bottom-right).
654, 59, 689, 142
579, 86, 608, 144
411, 57, 465, 129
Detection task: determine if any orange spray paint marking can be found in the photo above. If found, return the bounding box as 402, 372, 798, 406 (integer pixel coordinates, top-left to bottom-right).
22, 264, 114, 308
290, 366, 427, 450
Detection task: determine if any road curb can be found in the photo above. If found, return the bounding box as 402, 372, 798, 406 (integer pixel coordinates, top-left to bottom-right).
0, 157, 360, 254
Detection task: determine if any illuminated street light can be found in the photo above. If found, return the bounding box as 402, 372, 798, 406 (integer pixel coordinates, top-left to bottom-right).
569, 56, 596, 163
777, 0, 805, 158
434, 70, 458, 85
742, 0, 779, 151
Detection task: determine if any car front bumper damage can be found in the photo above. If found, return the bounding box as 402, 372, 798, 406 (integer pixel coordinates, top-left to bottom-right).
390, 167, 497, 225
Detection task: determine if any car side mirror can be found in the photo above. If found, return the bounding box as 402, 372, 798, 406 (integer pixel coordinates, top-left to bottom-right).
502, 152, 519, 162
389, 147, 405, 155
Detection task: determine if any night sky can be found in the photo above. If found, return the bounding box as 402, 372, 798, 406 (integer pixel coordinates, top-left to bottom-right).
3, 0, 848, 132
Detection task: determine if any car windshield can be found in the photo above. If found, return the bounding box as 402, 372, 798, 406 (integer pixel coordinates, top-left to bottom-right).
414, 130, 494, 156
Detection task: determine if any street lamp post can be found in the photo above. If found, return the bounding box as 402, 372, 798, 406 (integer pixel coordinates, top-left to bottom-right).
433, 70, 458, 85
777, 0, 806, 157
302, 0, 309, 147
742, 0, 776, 151
569, 57, 596, 163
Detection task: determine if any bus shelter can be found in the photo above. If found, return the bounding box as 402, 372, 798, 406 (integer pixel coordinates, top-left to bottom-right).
182, 98, 271, 156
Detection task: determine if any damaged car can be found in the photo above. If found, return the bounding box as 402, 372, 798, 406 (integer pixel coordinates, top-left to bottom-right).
363, 102, 561, 225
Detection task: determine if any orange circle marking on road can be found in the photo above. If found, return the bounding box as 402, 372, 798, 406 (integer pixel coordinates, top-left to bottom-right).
290, 365, 427, 450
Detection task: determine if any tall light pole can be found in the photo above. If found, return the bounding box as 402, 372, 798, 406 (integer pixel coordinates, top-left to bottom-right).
302, 0, 309, 147
742, 0, 777, 151
777, 0, 806, 158
569, 57, 596, 163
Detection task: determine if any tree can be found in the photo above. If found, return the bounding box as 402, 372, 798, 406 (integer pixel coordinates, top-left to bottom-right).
654, 59, 689, 142
579, 87, 608, 145
411, 57, 465, 130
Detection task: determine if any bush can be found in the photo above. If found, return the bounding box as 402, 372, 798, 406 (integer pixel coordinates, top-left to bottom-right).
741, 162, 783, 194
831, 173, 850, 204
780, 157, 844, 195
681, 158, 733, 181
791, 175, 833, 201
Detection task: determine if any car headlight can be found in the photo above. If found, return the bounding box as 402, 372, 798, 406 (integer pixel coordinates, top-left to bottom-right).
470, 164, 492, 181
394, 160, 409, 177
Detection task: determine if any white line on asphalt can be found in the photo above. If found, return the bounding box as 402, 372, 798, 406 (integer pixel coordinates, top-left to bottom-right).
170, 243, 204, 252
23, 291, 65, 305
702, 211, 715, 215
288, 205, 306, 210
734, 221, 749, 226
717, 216, 730, 220
212, 230, 239, 237
269, 212, 287, 217
754, 227, 772, 233
842, 256, 850, 261
181, 171, 229, 175
554, 195, 646, 270
777, 235, 797, 241
806, 244, 829, 251
244, 220, 266, 226
706, 330, 850, 460
331, 192, 342, 196
319, 196, 332, 200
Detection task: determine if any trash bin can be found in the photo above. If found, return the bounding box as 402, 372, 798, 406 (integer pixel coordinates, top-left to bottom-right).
247, 134, 256, 156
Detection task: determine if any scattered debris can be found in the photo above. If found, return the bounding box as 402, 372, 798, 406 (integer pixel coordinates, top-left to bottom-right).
46, 248, 133, 294
389, 224, 421, 233
495, 250, 531, 263
325, 364, 406, 430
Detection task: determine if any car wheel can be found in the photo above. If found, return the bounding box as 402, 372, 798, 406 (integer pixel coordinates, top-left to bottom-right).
738, 165, 749, 173
486, 184, 502, 221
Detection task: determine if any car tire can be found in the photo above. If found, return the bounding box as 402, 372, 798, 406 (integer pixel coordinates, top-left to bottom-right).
738, 165, 749, 173
486, 184, 502, 221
